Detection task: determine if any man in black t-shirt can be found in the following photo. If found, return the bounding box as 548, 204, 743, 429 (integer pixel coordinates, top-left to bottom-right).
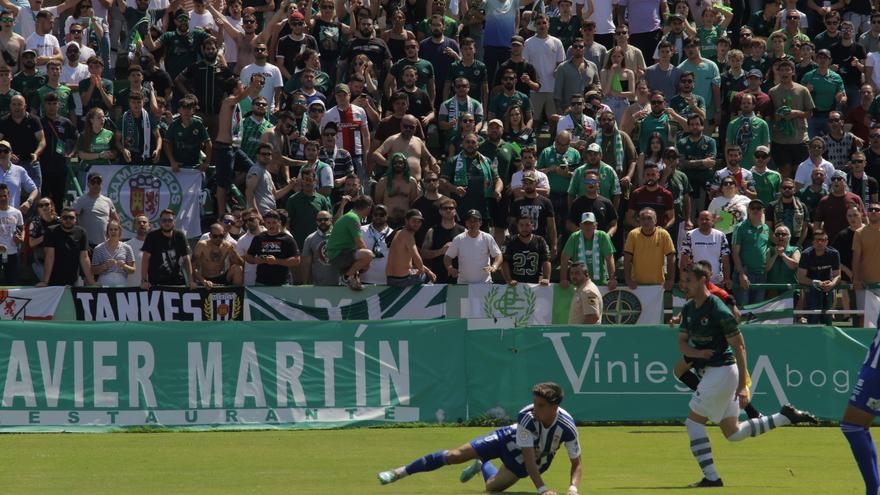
509, 171, 557, 254
501, 215, 551, 285
140, 209, 195, 288
244, 209, 300, 285
37, 207, 96, 287
568, 171, 618, 237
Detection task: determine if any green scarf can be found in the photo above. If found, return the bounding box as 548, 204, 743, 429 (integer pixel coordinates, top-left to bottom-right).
595, 129, 624, 174
122, 108, 150, 160
385, 152, 411, 195
577, 232, 602, 282
454, 152, 494, 197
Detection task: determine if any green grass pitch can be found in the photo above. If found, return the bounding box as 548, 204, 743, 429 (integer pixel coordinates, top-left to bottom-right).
0, 426, 863, 494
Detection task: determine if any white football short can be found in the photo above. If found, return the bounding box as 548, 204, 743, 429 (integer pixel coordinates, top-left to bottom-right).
689, 364, 739, 423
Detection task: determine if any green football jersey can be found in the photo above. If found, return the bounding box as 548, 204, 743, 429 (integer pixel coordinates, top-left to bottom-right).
679, 294, 740, 367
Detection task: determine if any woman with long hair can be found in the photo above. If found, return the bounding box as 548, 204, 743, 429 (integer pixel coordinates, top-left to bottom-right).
635, 132, 665, 185
346, 53, 379, 96
600, 46, 636, 124
91, 220, 135, 287
27, 197, 59, 281
76, 107, 115, 169
502, 104, 535, 152
620, 79, 651, 135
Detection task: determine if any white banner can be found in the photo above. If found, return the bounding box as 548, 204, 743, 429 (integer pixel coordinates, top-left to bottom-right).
0, 287, 64, 320
862, 289, 880, 329
464, 284, 555, 326
90, 165, 203, 238
464, 284, 664, 326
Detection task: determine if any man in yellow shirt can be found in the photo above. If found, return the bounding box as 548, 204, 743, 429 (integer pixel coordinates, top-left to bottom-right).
624, 207, 676, 290
568, 262, 603, 324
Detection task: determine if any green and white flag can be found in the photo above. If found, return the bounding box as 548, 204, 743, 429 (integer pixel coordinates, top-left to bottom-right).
245, 285, 447, 321
672, 289, 795, 324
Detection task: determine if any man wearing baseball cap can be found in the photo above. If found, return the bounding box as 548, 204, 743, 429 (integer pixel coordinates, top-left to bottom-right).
320, 82, 371, 184
492, 35, 539, 97
276, 11, 318, 80
801, 47, 845, 137
560, 211, 615, 290
568, 141, 621, 209
444, 208, 502, 284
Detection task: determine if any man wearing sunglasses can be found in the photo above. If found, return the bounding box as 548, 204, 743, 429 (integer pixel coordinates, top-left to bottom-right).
37, 207, 96, 287
140, 208, 195, 289
143, 11, 211, 80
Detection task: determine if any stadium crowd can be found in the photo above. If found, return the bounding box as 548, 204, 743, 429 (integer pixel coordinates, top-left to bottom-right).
0, 0, 877, 320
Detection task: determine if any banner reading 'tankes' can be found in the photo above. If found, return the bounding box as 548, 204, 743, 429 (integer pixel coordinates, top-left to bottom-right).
71, 287, 245, 321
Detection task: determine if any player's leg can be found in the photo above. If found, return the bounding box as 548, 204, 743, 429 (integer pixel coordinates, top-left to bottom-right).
842, 357, 880, 495
721, 402, 818, 441
841, 404, 880, 495
483, 465, 520, 493
377, 442, 479, 485
675, 357, 762, 419
685, 410, 723, 487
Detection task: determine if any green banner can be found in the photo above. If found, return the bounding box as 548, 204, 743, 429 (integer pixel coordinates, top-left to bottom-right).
0, 321, 869, 430
0, 320, 467, 431
466, 324, 868, 421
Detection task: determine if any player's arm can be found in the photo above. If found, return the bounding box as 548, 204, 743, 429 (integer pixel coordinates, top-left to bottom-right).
567, 455, 582, 495
727, 331, 749, 405
678, 330, 713, 360
521, 447, 554, 494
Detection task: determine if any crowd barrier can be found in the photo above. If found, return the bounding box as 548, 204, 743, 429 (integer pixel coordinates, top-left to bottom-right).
0, 319, 870, 431
0, 284, 872, 326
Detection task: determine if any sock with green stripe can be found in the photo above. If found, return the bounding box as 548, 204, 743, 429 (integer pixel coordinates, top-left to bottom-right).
727, 413, 790, 442
686, 418, 720, 481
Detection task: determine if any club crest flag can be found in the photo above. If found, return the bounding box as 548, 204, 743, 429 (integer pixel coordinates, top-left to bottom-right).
91, 165, 202, 238
465, 284, 663, 325
0, 287, 64, 320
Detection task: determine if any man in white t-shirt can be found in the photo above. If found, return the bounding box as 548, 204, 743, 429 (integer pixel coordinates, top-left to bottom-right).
444, 209, 502, 283
188, 0, 218, 36
7, 0, 75, 39
522, 13, 565, 132
25, 10, 60, 68
238, 41, 283, 111
61, 41, 90, 116
124, 214, 150, 286
235, 208, 265, 286
0, 183, 23, 284
360, 204, 393, 285
679, 210, 731, 286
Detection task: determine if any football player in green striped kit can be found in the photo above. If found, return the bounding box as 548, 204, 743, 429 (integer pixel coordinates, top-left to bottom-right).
678, 262, 818, 487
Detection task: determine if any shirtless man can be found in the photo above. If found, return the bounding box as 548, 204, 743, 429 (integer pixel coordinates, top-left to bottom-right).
193, 223, 244, 288
0, 12, 24, 73
371, 114, 437, 182
260, 110, 298, 184
209, 4, 268, 74
213, 77, 254, 216
386, 209, 436, 287
374, 152, 418, 227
